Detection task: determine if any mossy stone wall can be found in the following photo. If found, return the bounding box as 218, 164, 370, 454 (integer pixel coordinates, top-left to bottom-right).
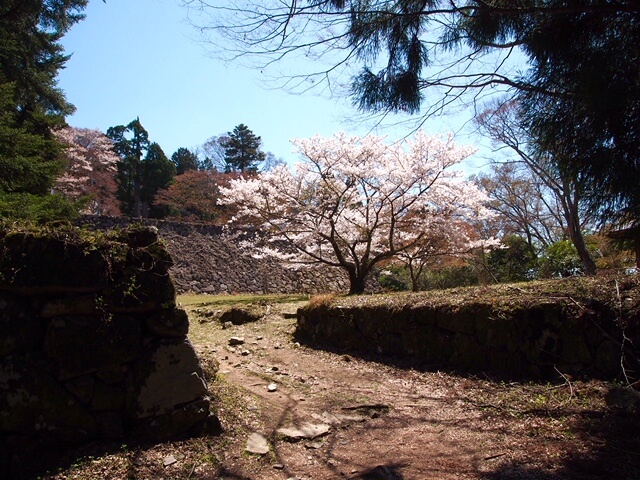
0, 225, 213, 479
296, 279, 640, 380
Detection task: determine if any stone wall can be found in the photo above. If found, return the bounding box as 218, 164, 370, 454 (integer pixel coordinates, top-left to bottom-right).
296, 276, 640, 380
75, 216, 351, 295
0, 224, 213, 479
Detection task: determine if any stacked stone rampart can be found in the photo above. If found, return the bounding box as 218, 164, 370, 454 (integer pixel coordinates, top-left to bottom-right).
75, 215, 351, 294
0, 224, 213, 478
296, 277, 640, 380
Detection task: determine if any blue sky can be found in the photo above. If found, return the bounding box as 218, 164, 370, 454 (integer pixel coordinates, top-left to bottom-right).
59, 0, 490, 168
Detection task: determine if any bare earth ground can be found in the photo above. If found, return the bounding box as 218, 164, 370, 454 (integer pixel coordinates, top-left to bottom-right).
44, 298, 639, 480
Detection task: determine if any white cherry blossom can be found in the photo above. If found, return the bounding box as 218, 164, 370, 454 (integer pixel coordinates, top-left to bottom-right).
221, 130, 492, 294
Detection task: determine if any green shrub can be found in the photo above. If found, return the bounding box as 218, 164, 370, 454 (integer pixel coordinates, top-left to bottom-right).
0, 192, 82, 222
420, 265, 479, 290
486, 235, 538, 283
378, 267, 410, 292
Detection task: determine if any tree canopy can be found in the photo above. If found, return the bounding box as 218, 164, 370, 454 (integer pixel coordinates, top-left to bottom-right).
190, 0, 640, 224
220, 124, 267, 173
220, 130, 491, 294
171, 147, 200, 175
0, 0, 88, 219
54, 126, 120, 216
475, 99, 597, 274
107, 118, 175, 218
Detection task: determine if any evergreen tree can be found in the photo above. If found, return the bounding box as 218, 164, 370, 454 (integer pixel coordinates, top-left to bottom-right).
171, 147, 199, 175
107, 119, 175, 218
142, 143, 176, 218
108, 118, 150, 218
220, 124, 266, 173
0, 0, 88, 219
486, 235, 538, 283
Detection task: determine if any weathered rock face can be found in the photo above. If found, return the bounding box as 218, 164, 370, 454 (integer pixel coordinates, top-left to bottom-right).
0, 224, 215, 479
296, 277, 640, 380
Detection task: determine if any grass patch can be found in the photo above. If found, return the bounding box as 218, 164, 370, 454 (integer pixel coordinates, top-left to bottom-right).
178, 292, 310, 308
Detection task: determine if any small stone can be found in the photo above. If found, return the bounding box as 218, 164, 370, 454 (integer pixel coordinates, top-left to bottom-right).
229, 337, 245, 346
277, 423, 330, 440
163, 454, 177, 467
246, 432, 270, 455
273, 463, 285, 469
256, 336, 264, 340
267, 383, 278, 392
241, 350, 250, 356
305, 439, 324, 449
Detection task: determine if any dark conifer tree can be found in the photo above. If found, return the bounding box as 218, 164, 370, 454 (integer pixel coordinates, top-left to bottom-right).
0, 0, 89, 219
171, 147, 200, 175
221, 124, 266, 173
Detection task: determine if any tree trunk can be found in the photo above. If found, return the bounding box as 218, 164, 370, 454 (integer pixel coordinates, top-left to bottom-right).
572, 231, 596, 275
133, 179, 142, 218
409, 268, 419, 292
566, 206, 596, 275
347, 268, 367, 295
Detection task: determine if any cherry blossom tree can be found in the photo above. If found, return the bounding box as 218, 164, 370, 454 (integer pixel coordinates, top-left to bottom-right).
53, 126, 120, 215
220, 131, 492, 294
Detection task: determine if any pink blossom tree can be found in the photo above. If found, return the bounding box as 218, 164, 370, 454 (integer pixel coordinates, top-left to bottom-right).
221, 131, 492, 294
54, 126, 120, 215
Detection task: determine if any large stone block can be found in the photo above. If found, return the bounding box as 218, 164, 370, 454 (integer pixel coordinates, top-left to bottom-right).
437, 306, 477, 335
0, 358, 98, 443
40, 294, 98, 318
126, 338, 208, 420
0, 293, 44, 357
595, 339, 621, 377
44, 315, 142, 380
126, 242, 174, 275
130, 398, 211, 442
106, 270, 177, 313
145, 308, 189, 337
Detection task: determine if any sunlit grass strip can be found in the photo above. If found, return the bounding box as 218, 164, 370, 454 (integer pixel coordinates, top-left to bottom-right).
177, 293, 310, 308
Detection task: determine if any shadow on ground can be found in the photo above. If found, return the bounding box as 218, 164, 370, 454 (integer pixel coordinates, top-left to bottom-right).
293, 339, 640, 480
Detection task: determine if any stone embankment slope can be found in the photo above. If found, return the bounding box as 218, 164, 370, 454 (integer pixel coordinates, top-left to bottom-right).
77, 216, 349, 295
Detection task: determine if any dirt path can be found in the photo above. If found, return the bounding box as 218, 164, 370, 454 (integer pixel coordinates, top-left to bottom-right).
45, 301, 639, 480
187, 303, 638, 480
